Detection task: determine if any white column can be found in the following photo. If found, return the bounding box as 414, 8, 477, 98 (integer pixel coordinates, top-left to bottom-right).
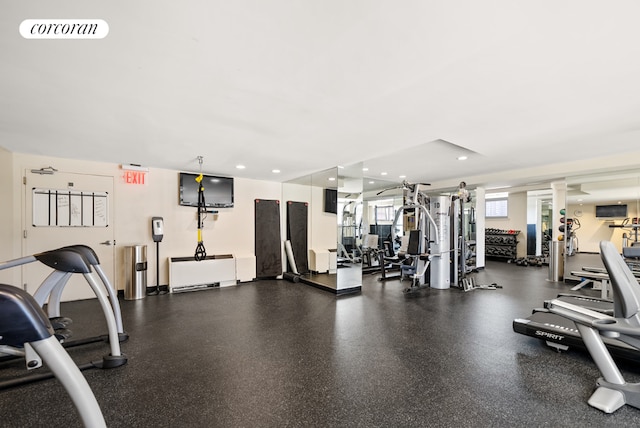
536, 198, 543, 256
475, 187, 486, 269
551, 181, 567, 241
430, 196, 451, 289
550, 181, 567, 281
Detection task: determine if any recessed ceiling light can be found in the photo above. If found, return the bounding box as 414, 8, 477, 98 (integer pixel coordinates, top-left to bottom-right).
328, 177, 336, 181
381, 172, 388, 176
399, 175, 406, 178
272, 169, 280, 174
236, 165, 246, 169
369, 181, 375, 184
457, 156, 468, 161
362, 168, 369, 171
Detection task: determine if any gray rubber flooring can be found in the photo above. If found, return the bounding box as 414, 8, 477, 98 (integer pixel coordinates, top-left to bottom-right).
2, 259, 640, 427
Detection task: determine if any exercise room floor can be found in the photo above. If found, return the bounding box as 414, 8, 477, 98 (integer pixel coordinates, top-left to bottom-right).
3, 259, 640, 427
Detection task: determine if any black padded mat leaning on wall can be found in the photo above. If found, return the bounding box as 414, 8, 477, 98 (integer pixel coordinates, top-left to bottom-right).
254, 199, 282, 278
287, 201, 309, 275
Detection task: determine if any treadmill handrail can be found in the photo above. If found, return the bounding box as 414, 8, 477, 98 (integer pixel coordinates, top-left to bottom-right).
548, 299, 640, 340
593, 319, 640, 337
546, 299, 612, 326
600, 240, 640, 321
0, 255, 38, 270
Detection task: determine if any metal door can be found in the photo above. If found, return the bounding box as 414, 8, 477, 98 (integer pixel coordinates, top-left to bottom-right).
23, 169, 115, 301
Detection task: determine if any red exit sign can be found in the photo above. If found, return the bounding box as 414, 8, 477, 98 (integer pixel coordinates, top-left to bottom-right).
123, 171, 146, 184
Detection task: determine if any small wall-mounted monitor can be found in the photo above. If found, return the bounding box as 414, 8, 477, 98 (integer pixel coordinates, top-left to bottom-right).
179, 172, 234, 208
596, 204, 627, 218
324, 188, 337, 214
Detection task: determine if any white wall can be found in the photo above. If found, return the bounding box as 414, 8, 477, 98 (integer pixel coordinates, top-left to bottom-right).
0, 148, 18, 285
7, 152, 281, 291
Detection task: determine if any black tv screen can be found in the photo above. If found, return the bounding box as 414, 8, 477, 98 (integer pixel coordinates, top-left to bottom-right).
324, 188, 337, 214
179, 172, 234, 208
595, 204, 627, 218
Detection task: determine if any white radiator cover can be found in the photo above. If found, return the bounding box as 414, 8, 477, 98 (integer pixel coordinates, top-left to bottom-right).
169, 255, 236, 292
234, 255, 256, 282
309, 249, 329, 273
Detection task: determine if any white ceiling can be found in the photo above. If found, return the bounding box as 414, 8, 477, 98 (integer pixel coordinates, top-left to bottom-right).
3, 1, 640, 191
566, 170, 640, 205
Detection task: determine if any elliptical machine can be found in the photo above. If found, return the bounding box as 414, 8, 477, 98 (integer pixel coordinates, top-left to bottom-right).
560, 217, 580, 256
0, 247, 127, 389
0, 284, 107, 426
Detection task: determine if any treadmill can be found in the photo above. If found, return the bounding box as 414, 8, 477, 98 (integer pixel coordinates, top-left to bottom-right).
513, 309, 640, 363
513, 255, 640, 363
545, 241, 640, 413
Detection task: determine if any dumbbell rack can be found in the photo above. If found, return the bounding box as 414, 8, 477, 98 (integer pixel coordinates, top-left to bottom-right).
485, 228, 520, 261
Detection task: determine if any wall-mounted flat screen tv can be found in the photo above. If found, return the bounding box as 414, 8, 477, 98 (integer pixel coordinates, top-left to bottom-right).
179, 172, 234, 208
324, 188, 337, 214
595, 204, 627, 218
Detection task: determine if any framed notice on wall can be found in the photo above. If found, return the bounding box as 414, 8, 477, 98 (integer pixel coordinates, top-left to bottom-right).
486, 198, 508, 218
32, 188, 109, 227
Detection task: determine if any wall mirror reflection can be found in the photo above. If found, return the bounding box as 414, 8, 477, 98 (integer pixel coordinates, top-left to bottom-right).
361, 178, 404, 280
335, 163, 363, 292
563, 169, 640, 285
282, 165, 362, 294
360, 173, 477, 291
526, 190, 552, 262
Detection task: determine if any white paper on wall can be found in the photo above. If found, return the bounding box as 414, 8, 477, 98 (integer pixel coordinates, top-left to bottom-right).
32, 188, 108, 227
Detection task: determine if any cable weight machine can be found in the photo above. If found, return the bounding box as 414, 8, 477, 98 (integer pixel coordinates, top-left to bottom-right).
378, 180, 475, 292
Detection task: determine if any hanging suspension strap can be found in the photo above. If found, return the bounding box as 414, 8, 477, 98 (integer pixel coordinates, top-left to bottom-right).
194, 173, 207, 261
194, 157, 207, 261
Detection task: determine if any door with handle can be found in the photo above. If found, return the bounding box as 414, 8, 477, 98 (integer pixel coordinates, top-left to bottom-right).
23, 169, 116, 301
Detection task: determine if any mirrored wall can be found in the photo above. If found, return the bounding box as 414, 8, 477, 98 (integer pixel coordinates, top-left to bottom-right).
361, 178, 404, 274
336, 163, 363, 290
282, 164, 362, 294
563, 168, 640, 279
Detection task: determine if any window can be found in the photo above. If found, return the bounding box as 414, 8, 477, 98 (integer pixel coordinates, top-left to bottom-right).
375, 205, 395, 222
